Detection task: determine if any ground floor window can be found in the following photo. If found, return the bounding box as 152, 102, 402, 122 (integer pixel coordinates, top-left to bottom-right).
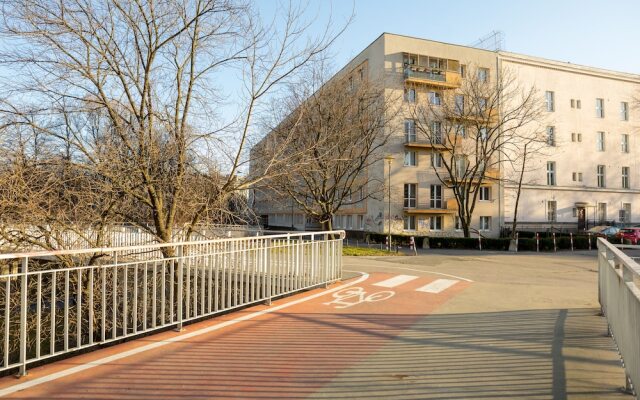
404, 215, 416, 231
479, 216, 491, 231
357, 215, 364, 230
454, 216, 463, 230
430, 215, 442, 230
597, 203, 607, 223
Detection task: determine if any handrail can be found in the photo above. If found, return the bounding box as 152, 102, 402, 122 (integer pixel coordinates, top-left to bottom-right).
0, 230, 345, 375
597, 238, 640, 395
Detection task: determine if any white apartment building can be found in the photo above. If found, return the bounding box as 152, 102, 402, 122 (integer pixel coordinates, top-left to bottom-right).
253, 33, 640, 237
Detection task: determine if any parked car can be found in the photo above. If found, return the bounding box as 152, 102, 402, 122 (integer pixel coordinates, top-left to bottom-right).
616, 227, 640, 244
587, 226, 620, 237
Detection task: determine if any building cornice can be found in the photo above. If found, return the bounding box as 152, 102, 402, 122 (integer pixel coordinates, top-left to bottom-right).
498, 52, 640, 84
504, 184, 640, 195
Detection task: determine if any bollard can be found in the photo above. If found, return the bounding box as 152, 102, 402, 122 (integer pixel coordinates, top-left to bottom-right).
536, 232, 540, 252
409, 236, 417, 256
570, 232, 574, 251
478, 235, 482, 251
515, 232, 519, 253
588, 233, 592, 250
552, 232, 557, 252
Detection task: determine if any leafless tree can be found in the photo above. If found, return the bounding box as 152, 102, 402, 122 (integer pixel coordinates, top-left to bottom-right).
0, 0, 350, 255
255, 65, 400, 231
412, 65, 544, 237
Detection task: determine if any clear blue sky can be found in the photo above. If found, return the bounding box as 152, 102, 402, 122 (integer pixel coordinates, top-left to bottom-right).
258, 0, 640, 74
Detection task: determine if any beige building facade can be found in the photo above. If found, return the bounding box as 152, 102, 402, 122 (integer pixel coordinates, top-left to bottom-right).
253, 33, 640, 237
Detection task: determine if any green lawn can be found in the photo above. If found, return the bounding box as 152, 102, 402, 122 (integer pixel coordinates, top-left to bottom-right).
342, 246, 403, 256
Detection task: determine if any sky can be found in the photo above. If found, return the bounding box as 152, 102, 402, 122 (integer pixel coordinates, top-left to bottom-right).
258, 0, 640, 74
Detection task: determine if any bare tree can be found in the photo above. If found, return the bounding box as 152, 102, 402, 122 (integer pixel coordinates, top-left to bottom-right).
0, 0, 349, 254
412, 65, 543, 237
255, 66, 400, 231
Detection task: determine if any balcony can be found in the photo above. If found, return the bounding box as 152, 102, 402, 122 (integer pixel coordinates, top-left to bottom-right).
404, 135, 447, 149
444, 168, 500, 183
404, 65, 462, 89
404, 198, 458, 215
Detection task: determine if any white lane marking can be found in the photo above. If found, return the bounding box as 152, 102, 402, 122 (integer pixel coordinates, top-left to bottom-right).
346, 266, 473, 282
416, 279, 459, 293
373, 274, 418, 288
0, 273, 369, 398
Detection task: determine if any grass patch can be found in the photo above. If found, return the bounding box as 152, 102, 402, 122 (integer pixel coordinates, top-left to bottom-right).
342, 246, 403, 256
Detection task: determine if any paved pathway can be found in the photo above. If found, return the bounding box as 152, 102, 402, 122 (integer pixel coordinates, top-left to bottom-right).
0, 251, 632, 399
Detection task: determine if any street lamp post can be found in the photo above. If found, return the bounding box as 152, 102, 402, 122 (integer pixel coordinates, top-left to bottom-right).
384, 155, 394, 250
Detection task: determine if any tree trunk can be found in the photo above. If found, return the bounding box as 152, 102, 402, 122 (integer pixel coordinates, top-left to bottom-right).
510, 145, 528, 239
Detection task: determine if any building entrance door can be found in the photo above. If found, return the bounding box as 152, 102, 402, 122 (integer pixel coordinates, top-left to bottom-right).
577, 207, 586, 230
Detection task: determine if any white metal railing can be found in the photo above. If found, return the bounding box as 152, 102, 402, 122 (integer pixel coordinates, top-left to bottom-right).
597, 238, 640, 395
0, 230, 344, 376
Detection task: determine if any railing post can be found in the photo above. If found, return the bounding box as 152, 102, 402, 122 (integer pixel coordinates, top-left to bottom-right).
265, 238, 272, 305
323, 233, 329, 288
175, 245, 184, 332
17, 257, 28, 377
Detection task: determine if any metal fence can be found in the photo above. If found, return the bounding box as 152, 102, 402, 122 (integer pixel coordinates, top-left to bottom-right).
0, 230, 344, 376
597, 238, 640, 395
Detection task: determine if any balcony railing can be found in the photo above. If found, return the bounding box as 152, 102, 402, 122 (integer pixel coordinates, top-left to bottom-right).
405, 198, 458, 214
403, 65, 462, 88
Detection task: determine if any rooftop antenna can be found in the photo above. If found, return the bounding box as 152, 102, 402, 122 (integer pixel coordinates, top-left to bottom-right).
469, 30, 505, 51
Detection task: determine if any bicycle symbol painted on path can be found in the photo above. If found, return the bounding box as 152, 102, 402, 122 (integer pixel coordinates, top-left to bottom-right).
323, 287, 395, 309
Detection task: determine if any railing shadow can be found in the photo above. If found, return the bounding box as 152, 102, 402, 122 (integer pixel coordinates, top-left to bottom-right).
10, 307, 629, 399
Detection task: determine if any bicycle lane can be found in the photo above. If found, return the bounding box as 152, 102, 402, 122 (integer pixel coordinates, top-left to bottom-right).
0, 272, 470, 399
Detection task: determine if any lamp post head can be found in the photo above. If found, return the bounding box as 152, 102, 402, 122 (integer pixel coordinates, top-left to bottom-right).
384, 155, 394, 164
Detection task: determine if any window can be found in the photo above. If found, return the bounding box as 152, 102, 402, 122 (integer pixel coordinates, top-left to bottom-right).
455, 94, 464, 113
431, 152, 443, 168
479, 127, 488, 141
459, 64, 466, 78
577, 133, 582, 142
546, 126, 556, 146
404, 215, 416, 231
570, 99, 575, 108
597, 202, 607, 223
477, 68, 489, 82
404, 119, 416, 142
576, 99, 581, 109
545, 91, 555, 112
479, 216, 491, 231
346, 215, 353, 229
428, 91, 442, 105
622, 203, 631, 223
404, 183, 417, 208
455, 155, 467, 177
547, 200, 557, 222
357, 215, 364, 230
430, 184, 443, 208
478, 97, 487, 113
622, 166, 630, 189
405, 88, 416, 103
479, 186, 490, 201
597, 165, 606, 188
455, 124, 466, 138
596, 98, 605, 118
430, 216, 443, 231
572, 132, 582, 142
432, 121, 443, 144
454, 216, 462, 230
621, 102, 629, 121
572, 172, 583, 182
571, 133, 575, 142
404, 151, 417, 166
359, 68, 365, 80
597, 131, 605, 151
348, 77, 354, 91
621, 134, 629, 153
547, 162, 556, 186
